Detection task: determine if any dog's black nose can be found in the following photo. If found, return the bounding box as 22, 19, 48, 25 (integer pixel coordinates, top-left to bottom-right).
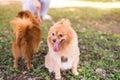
52, 39, 56, 43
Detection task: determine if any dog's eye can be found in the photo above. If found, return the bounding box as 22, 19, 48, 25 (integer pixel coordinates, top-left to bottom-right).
52, 33, 54, 36
59, 34, 63, 37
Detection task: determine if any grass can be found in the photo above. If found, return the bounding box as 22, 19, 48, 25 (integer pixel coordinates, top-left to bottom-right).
0, 3, 120, 80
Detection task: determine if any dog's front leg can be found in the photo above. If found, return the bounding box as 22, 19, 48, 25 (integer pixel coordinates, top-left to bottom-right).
54, 67, 61, 80
72, 56, 79, 75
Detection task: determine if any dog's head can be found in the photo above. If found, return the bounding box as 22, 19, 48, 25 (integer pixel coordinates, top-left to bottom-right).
48, 19, 74, 52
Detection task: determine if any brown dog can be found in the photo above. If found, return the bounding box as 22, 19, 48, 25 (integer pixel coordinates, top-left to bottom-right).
10, 10, 42, 69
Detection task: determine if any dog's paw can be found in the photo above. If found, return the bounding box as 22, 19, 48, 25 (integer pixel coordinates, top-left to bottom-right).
27, 64, 33, 69
55, 75, 61, 80
73, 71, 79, 75
13, 64, 18, 68
48, 69, 52, 73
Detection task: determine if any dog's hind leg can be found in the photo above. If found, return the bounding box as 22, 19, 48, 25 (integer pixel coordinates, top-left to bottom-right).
13, 56, 19, 68
12, 42, 21, 68
25, 54, 33, 69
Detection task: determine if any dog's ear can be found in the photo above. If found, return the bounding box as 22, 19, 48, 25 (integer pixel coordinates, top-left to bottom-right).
17, 10, 29, 18
53, 19, 71, 27
64, 19, 71, 27
17, 10, 39, 25
61, 19, 71, 27
60, 19, 71, 26
17, 11, 24, 18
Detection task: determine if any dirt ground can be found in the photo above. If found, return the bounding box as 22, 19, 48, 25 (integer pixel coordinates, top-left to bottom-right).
95, 22, 120, 34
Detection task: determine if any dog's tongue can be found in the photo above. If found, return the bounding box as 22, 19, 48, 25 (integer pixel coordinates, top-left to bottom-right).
53, 42, 59, 52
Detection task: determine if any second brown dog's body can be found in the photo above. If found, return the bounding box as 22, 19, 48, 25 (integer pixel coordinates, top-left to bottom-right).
10, 10, 42, 69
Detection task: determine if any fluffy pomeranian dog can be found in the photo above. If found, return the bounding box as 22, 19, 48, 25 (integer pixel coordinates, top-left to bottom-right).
45, 19, 80, 79
10, 10, 42, 69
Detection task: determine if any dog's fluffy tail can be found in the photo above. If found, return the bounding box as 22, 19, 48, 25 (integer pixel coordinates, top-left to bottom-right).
17, 10, 39, 25
10, 18, 32, 44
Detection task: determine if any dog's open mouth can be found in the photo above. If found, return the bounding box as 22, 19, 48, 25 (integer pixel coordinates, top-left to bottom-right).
53, 39, 65, 52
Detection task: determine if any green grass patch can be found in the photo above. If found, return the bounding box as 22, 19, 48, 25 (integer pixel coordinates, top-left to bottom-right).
0, 3, 120, 80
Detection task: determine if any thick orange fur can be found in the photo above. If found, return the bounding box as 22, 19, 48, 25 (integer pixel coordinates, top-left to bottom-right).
10, 10, 42, 69
45, 19, 80, 79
